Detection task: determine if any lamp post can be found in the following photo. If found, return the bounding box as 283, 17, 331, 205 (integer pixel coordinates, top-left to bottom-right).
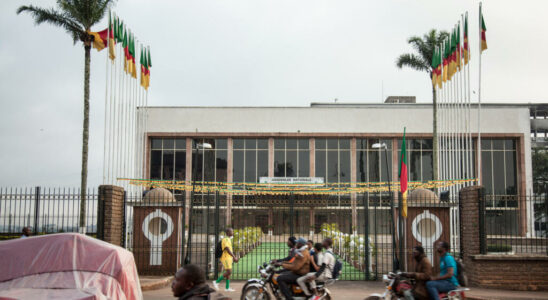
184, 140, 212, 265
372, 142, 399, 271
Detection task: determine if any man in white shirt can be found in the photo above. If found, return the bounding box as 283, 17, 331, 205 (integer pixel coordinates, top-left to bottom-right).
296, 238, 335, 300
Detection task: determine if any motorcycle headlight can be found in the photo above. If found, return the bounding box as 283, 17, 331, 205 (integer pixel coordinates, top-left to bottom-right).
260, 269, 268, 278
382, 275, 390, 283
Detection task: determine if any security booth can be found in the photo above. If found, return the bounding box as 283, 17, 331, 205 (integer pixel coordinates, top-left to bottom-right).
403, 189, 451, 273
132, 188, 183, 275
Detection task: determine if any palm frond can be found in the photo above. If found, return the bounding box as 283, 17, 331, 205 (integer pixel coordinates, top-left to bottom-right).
396, 53, 429, 73
17, 5, 84, 43
57, 0, 114, 29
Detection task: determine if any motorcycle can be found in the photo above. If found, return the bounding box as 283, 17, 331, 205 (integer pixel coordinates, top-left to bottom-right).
241, 261, 335, 300
365, 272, 469, 300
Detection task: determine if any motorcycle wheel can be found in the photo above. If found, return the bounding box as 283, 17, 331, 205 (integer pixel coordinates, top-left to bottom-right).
364, 296, 382, 300
240, 285, 271, 300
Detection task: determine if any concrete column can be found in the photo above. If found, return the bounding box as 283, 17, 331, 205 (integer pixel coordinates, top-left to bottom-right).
98, 185, 125, 247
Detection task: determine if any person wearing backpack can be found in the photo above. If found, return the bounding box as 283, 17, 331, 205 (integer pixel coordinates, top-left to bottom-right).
212, 228, 239, 292
426, 241, 459, 300
297, 237, 336, 300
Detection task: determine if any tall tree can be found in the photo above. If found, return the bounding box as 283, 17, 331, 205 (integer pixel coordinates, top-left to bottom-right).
18, 0, 113, 233
396, 29, 449, 184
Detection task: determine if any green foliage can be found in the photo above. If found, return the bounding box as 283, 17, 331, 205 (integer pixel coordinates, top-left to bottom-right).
487, 244, 512, 253
320, 223, 376, 262
396, 29, 450, 75
17, 0, 114, 43
231, 227, 263, 253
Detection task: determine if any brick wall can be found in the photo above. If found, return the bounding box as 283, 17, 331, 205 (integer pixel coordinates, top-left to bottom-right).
469, 255, 548, 291
98, 185, 124, 247
460, 186, 548, 291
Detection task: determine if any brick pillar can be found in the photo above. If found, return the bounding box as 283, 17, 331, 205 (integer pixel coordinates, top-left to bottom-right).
98, 185, 125, 247
459, 185, 485, 285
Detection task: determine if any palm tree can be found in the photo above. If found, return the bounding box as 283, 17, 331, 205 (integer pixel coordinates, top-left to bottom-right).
396, 29, 449, 183
18, 0, 113, 233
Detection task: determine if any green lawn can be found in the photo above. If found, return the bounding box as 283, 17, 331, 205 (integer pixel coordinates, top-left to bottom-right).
228, 242, 366, 280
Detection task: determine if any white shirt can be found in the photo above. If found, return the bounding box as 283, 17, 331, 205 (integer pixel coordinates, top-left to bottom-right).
321, 248, 336, 279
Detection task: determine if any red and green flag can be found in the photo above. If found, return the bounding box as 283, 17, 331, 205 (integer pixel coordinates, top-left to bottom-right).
399, 128, 408, 218
123, 29, 130, 73
89, 28, 108, 51
463, 15, 470, 64
456, 24, 461, 72
442, 40, 449, 82
481, 10, 488, 52
140, 46, 147, 88
431, 48, 441, 89
130, 34, 137, 78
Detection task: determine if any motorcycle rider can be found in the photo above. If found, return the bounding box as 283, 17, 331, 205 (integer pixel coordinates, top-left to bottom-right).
274, 236, 297, 264
297, 237, 335, 300
426, 241, 459, 300
401, 245, 433, 300
277, 237, 310, 300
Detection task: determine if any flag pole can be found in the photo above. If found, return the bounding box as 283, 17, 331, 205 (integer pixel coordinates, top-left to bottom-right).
477, 2, 483, 185
103, 10, 111, 184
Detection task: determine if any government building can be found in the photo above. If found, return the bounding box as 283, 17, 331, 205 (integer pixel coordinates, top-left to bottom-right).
139, 98, 541, 237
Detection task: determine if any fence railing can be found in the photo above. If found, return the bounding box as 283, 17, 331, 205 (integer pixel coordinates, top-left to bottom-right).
0, 187, 98, 239
480, 194, 547, 255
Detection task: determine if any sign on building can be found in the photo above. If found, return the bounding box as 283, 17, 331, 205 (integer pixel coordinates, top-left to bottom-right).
259, 177, 324, 184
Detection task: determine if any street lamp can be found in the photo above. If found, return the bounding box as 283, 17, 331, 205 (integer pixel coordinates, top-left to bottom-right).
372, 142, 399, 271
184, 141, 213, 265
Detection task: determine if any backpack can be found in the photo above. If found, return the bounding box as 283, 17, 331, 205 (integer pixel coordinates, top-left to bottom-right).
326, 251, 343, 279
456, 258, 468, 287
215, 240, 223, 259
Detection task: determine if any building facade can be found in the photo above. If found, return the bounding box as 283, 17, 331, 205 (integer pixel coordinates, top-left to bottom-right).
141, 102, 534, 235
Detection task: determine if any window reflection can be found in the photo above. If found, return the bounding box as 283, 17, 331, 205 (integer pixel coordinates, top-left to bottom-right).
233, 139, 268, 182
274, 139, 310, 177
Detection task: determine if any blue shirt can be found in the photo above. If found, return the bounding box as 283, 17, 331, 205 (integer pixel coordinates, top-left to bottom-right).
440, 253, 459, 286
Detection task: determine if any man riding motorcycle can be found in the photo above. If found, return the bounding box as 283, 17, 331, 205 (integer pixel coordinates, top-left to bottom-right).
274, 236, 297, 264
401, 245, 433, 300
426, 241, 459, 300
277, 237, 310, 299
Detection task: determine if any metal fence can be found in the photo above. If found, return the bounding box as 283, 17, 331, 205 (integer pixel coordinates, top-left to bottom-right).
127, 188, 464, 280
0, 187, 98, 239
480, 194, 548, 255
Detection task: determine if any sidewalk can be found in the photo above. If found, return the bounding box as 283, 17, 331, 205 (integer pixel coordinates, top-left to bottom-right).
141, 278, 548, 300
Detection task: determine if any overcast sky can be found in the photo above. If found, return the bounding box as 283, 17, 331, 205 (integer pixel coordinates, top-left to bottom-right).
1, 0, 547, 188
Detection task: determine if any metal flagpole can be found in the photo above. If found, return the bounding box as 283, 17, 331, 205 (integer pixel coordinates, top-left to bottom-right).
477, 2, 483, 185
106, 13, 116, 184
102, 10, 110, 184
466, 11, 473, 184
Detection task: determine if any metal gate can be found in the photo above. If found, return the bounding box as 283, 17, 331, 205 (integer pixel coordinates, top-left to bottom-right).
127, 188, 460, 280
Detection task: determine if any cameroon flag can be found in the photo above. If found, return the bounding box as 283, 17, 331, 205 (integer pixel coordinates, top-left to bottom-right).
123, 30, 129, 73
456, 25, 461, 72
130, 35, 137, 79
89, 28, 108, 51
399, 128, 408, 218
481, 12, 488, 52
442, 40, 449, 82
463, 15, 470, 64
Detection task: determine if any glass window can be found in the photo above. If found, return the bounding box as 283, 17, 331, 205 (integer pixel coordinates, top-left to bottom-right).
233, 139, 270, 183
149, 138, 187, 182
175, 151, 186, 180
233, 150, 244, 182
356, 139, 392, 183
315, 151, 326, 179
175, 138, 186, 149
316, 139, 326, 150
274, 138, 310, 177
481, 139, 518, 196
216, 150, 228, 182
150, 150, 162, 179
233, 139, 245, 150
163, 139, 174, 150
151, 138, 162, 150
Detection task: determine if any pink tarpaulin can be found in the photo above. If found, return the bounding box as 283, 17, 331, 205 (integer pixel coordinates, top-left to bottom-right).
0, 233, 142, 300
